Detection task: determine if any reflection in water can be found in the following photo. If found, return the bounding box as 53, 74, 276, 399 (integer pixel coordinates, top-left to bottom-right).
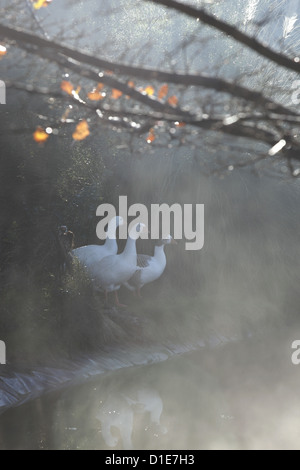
2, 333, 300, 450
96, 387, 167, 449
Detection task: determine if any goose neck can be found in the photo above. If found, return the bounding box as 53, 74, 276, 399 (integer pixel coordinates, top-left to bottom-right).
122, 236, 137, 257
104, 236, 118, 252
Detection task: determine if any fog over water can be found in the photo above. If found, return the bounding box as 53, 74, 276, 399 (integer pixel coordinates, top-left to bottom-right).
0, 0, 300, 450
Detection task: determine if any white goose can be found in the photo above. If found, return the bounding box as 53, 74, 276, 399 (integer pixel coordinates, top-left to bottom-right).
72, 216, 123, 269
124, 235, 177, 298
89, 223, 147, 307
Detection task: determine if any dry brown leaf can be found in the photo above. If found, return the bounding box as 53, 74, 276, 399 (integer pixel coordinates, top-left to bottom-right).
168, 95, 178, 107
88, 88, 104, 101
61, 81, 74, 95
158, 84, 169, 100
72, 120, 90, 141
111, 89, 123, 100
146, 128, 156, 144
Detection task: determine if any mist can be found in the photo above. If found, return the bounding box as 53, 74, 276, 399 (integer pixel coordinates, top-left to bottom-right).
0, 0, 300, 451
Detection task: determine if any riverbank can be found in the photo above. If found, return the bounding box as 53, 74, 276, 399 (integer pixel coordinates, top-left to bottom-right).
1, 324, 300, 450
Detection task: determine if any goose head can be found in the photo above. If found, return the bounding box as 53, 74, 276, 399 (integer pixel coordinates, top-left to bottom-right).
106, 216, 124, 238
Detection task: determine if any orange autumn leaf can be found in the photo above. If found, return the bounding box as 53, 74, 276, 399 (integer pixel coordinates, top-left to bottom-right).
61, 81, 74, 95
125, 81, 135, 99
33, 127, 49, 143
158, 84, 169, 100
144, 86, 155, 96
96, 83, 104, 91
88, 88, 104, 101
168, 95, 178, 107
72, 120, 90, 141
0, 45, 7, 57
32, 0, 51, 10
146, 128, 156, 144
111, 89, 123, 100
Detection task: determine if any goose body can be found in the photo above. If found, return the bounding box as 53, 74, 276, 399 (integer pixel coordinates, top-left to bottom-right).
72, 216, 123, 269
90, 223, 147, 305
124, 235, 176, 296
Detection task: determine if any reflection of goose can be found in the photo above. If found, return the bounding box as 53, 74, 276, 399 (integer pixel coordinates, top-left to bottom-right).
125, 388, 166, 429
98, 395, 134, 449
96, 387, 166, 450
72, 216, 123, 268
124, 235, 176, 298
88, 223, 147, 306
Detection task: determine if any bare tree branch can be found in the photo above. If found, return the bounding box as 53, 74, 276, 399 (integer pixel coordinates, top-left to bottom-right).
6, 77, 281, 148
24, 0, 51, 40
0, 23, 297, 117
0, 7, 299, 170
